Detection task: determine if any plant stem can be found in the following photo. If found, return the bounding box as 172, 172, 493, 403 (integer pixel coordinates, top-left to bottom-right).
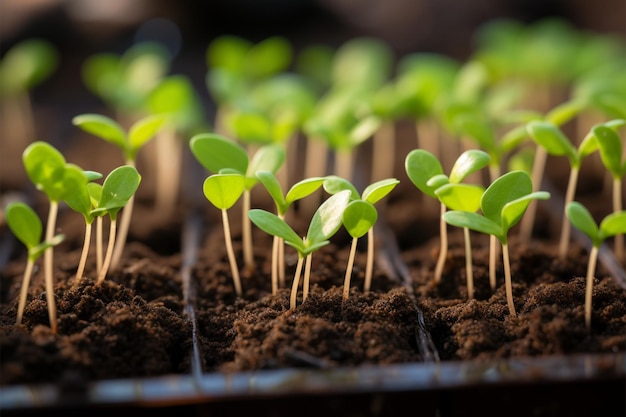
278, 237, 286, 288
489, 235, 497, 291
96, 218, 117, 285
585, 245, 599, 331
463, 227, 474, 300
16, 259, 35, 325
343, 237, 358, 300
290, 256, 305, 310
110, 159, 136, 271
154, 126, 181, 221
96, 216, 103, 274
502, 242, 517, 317
613, 177, 624, 264
75, 221, 93, 284
519, 146, 547, 245
364, 228, 374, 294
222, 208, 242, 297
44, 201, 59, 334
371, 120, 395, 183
558, 166, 579, 259
434, 202, 448, 283
303, 253, 312, 302
271, 236, 279, 295
242, 189, 254, 273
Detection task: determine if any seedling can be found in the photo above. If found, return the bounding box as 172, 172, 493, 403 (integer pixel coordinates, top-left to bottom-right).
5, 202, 64, 326
202, 173, 247, 297
90, 165, 141, 285
323, 176, 400, 297
72, 112, 165, 270
248, 190, 351, 309
405, 149, 490, 285
256, 171, 326, 292
189, 133, 285, 273
566, 201, 626, 330
22, 141, 89, 333
442, 170, 550, 317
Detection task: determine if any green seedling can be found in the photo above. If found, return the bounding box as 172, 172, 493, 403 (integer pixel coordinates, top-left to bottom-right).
190, 133, 285, 273
526, 120, 595, 259
566, 201, 626, 330
72, 112, 165, 270
5, 202, 64, 326
256, 171, 326, 293
442, 170, 550, 317
90, 166, 141, 285
0, 38, 58, 144
248, 190, 351, 309
323, 176, 399, 298
64, 171, 103, 284
202, 173, 247, 297
405, 149, 490, 286
22, 141, 88, 333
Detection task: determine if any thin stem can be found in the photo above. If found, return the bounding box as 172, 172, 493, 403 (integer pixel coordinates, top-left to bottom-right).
278, 237, 285, 288
290, 256, 305, 310
96, 217, 117, 285
303, 253, 312, 302
44, 201, 58, 334
343, 237, 358, 301
585, 245, 599, 331
75, 221, 93, 284
558, 166, 579, 259
613, 177, 624, 264
110, 159, 136, 271
222, 209, 242, 297
154, 126, 181, 220
242, 189, 254, 272
434, 202, 448, 283
96, 216, 103, 274
371, 120, 395, 183
364, 228, 374, 294
271, 236, 279, 295
16, 259, 35, 325
502, 242, 517, 317
489, 235, 497, 291
519, 146, 547, 244
464, 227, 474, 300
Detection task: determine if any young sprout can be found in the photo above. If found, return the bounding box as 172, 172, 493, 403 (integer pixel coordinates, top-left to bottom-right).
90, 166, 141, 285
256, 171, 326, 293
64, 171, 103, 284
526, 120, 594, 259
248, 190, 351, 309
72, 112, 165, 270
22, 142, 88, 333
405, 149, 490, 285
189, 133, 285, 273
442, 170, 550, 317
566, 201, 626, 330
5, 202, 64, 326
202, 173, 247, 297
323, 176, 400, 297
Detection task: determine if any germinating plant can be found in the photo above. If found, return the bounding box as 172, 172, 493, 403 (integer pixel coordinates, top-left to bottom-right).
201, 173, 246, 297
442, 170, 551, 317
322, 175, 400, 298
566, 201, 626, 330
256, 170, 326, 293
72, 112, 165, 270
5, 202, 64, 326
248, 189, 351, 309
22, 141, 89, 333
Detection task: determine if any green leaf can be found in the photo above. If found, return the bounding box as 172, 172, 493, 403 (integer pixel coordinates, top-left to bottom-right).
128, 114, 167, 158
307, 189, 351, 246
449, 149, 491, 184
62, 164, 92, 221
202, 173, 245, 210
362, 178, 400, 204
87, 182, 103, 212
599, 211, 626, 241
323, 176, 360, 200
22, 141, 67, 201
207, 35, 251, 74
343, 200, 377, 238
256, 171, 286, 213
0, 38, 58, 95
527, 121, 576, 160
481, 170, 533, 225
405, 149, 444, 198
443, 211, 502, 241
91, 165, 141, 218
349, 115, 381, 147
29, 233, 64, 261
592, 125, 623, 176
285, 177, 326, 206
426, 174, 450, 189
189, 133, 249, 174
246, 144, 285, 189
248, 209, 305, 254
6, 202, 42, 250
148, 75, 204, 132
545, 99, 585, 126
245, 36, 292, 80
454, 116, 496, 154
435, 183, 484, 212
501, 191, 550, 232
72, 114, 128, 151
566, 201, 601, 247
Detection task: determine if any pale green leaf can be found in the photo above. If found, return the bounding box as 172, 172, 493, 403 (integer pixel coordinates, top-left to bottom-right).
343, 200, 377, 238
72, 114, 127, 151
405, 149, 444, 198
190, 133, 248, 174
202, 173, 245, 210
362, 178, 399, 204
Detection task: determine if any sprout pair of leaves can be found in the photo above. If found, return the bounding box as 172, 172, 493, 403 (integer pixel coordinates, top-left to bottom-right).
256, 171, 326, 293
323, 176, 400, 299
249, 190, 352, 309
566, 201, 626, 330
5, 202, 64, 327
73, 113, 165, 271
0, 38, 58, 98
405, 149, 490, 295
442, 170, 550, 317
190, 133, 285, 273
